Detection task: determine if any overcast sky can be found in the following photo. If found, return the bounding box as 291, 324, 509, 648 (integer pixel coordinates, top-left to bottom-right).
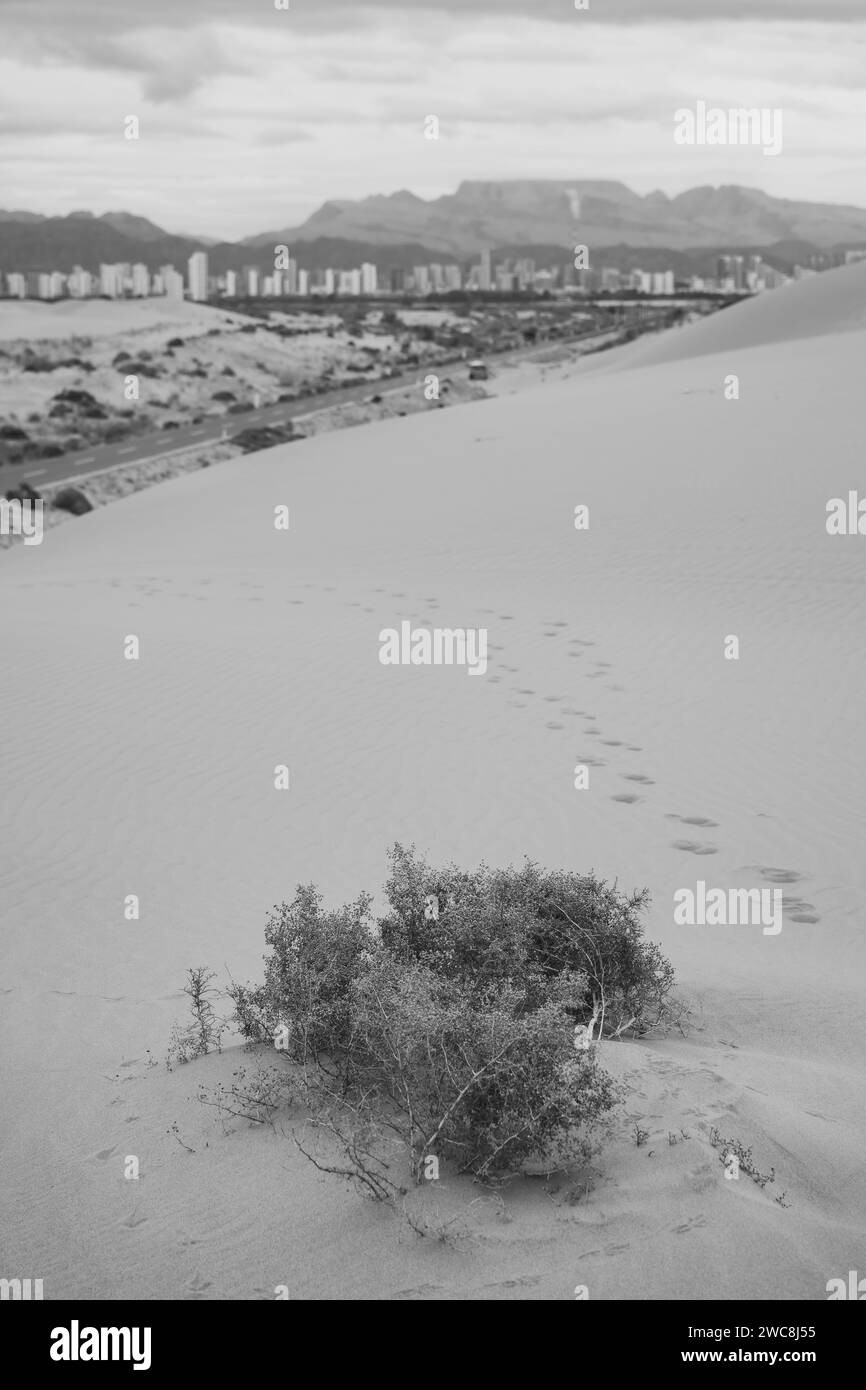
1, 0, 864, 239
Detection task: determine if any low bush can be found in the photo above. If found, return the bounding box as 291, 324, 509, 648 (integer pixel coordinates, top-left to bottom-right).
220, 846, 676, 1202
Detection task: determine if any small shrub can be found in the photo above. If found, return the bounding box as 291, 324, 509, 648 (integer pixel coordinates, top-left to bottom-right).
167, 966, 223, 1068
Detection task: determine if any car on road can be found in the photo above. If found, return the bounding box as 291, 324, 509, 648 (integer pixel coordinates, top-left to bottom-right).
468, 359, 489, 381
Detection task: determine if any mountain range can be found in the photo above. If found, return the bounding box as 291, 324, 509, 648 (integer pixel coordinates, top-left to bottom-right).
2, 183, 866, 276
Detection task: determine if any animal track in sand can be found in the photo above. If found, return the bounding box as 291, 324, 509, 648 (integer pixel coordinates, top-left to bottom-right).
601, 739, 623, 746
121, 1212, 147, 1228
546, 722, 565, 730
672, 840, 719, 855
392, 1284, 447, 1300
516, 687, 535, 695
611, 794, 642, 804
568, 651, 585, 657
622, 774, 654, 784
543, 694, 564, 702
577, 755, 607, 767
484, 1274, 542, 1290
667, 814, 719, 828
784, 896, 820, 924
674, 1214, 708, 1235
625, 745, 642, 752
548, 621, 569, 628
499, 614, 514, 620
760, 867, 802, 884
543, 631, 560, 638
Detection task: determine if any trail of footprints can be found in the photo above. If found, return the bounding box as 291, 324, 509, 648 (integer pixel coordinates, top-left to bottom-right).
294, 583, 820, 925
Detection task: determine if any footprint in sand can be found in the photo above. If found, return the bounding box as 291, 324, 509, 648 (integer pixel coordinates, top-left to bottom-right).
667, 815, 719, 828
94, 1147, 117, 1162
622, 773, 654, 784
625, 745, 642, 752
543, 694, 564, 702
578, 755, 607, 767
601, 739, 624, 746
784, 896, 820, 924
760, 867, 802, 884
672, 840, 719, 855
184, 1273, 213, 1297
393, 1284, 446, 1300
562, 707, 582, 716
543, 631, 560, 638
611, 794, 642, 804
546, 722, 565, 730
674, 1215, 708, 1235
483, 1274, 542, 1290
499, 614, 514, 620
568, 651, 585, 658
121, 1212, 147, 1229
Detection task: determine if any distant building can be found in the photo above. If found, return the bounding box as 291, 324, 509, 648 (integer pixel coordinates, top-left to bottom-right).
131, 263, 150, 297
161, 265, 185, 300
243, 266, 260, 296
361, 262, 377, 294
224, 269, 238, 297
298, 268, 309, 296
188, 250, 208, 301
6, 272, 26, 298
478, 248, 492, 291
68, 266, 93, 298
99, 263, 122, 298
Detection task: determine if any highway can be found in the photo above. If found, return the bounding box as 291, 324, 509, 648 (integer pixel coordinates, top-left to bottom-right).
9, 367, 433, 492
7, 322, 630, 493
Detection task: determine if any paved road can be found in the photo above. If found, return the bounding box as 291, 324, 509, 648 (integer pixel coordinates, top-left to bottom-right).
7, 323, 626, 493
8, 367, 434, 492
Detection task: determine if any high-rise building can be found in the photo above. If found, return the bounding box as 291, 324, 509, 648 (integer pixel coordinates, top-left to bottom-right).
224, 269, 238, 297
132, 263, 150, 297
361, 262, 378, 295
188, 251, 208, 302
411, 265, 430, 294
444, 264, 462, 291
100, 263, 122, 298
6, 272, 26, 298
68, 266, 93, 297
286, 259, 299, 294
161, 265, 185, 300
478, 248, 492, 291
298, 269, 309, 296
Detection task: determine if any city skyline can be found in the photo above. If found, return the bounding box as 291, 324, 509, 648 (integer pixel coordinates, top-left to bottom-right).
1, 1, 865, 239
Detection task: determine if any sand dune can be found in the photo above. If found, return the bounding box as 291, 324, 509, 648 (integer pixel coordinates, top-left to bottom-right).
2, 283, 864, 1299
603, 257, 866, 372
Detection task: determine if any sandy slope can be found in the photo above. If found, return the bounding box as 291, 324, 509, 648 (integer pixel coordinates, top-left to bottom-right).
2, 286, 865, 1299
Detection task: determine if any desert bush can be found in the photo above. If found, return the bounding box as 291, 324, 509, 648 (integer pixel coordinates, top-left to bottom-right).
167, 966, 223, 1068
333, 956, 619, 1180
51, 487, 93, 515
228, 885, 376, 1060
378, 844, 674, 1035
